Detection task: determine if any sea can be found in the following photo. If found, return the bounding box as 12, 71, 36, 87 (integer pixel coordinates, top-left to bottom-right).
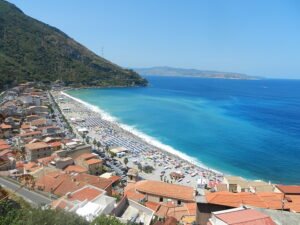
67, 76, 300, 184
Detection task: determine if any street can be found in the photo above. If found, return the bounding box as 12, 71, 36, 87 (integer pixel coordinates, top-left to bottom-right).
0, 177, 52, 206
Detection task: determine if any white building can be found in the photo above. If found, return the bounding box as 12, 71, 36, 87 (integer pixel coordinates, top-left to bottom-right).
52, 185, 116, 222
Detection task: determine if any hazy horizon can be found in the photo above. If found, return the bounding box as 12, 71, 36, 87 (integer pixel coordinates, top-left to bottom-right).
8, 0, 300, 79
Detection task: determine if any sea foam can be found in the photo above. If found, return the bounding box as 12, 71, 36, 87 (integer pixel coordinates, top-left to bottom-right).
61, 91, 220, 173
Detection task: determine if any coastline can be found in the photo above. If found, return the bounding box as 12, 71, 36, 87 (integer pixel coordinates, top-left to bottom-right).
54, 89, 224, 187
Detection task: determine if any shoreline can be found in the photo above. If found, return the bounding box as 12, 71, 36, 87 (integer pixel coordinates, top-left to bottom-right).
61, 90, 223, 173
53, 89, 224, 187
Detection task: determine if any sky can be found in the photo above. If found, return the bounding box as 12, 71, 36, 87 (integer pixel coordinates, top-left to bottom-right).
7, 0, 300, 78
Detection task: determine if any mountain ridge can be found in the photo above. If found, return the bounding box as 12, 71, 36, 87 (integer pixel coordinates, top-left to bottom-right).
0, 0, 147, 90
134, 66, 261, 80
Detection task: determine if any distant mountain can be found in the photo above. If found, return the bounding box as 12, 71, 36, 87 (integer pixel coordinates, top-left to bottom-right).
134, 66, 260, 80
0, 0, 147, 90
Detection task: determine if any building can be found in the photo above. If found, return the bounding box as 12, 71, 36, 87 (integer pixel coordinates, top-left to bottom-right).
17, 131, 42, 141
195, 190, 300, 225
25, 142, 52, 161
64, 165, 88, 174
114, 196, 155, 225
127, 168, 139, 183
52, 185, 116, 222
223, 176, 248, 193
208, 207, 276, 225
35, 171, 113, 196
275, 185, 300, 195
0, 123, 12, 138
75, 153, 103, 175
126, 180, 195, 206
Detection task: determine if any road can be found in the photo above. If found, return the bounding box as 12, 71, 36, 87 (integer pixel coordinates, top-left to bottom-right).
0, 177, 52, 206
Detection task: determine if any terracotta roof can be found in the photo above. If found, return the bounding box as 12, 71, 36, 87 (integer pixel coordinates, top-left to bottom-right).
51, 199, 74, 210
37, 155, 56, 165
286, 195, 300, 213
25, 142, 49, 151
0, 140, 7, 145
276, 185, 300, 194
155, 202, 193, 221
37, 126, 60, 131
21, 124, 31, 129
214, 208, 276, 225
24, 162, 40, 172
49, 141, 62, 148
64, 165, 88, 174
0, 149, 13, 157
145, 201, 161, 211
0, 123, 12, 129
35, 172, 112, 196
18, 131, 41, 137
126, 191, 146, 202
206, 191, 285, 209
0, 144, 11, 150
135, 180, 194, 202
108, 175, 121, 184
163, 217, 178, 225
76, 153, 96, 161
85, 158, 102, 165
30, 119, 47, 126
68, 186, 103, 201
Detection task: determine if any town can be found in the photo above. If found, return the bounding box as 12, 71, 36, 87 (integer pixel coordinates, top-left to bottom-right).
0, 82, 300, 225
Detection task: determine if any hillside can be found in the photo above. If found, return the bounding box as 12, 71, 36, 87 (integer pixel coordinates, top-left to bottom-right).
134, 66, 261, 80
0, 0, 147, 90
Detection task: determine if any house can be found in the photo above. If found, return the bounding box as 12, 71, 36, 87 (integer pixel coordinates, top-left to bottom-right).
35, 171, 114, 196
0, 123, 13, 138
275, 185, 300, 195
125, 180, 195, 206
17, 131, 42, 141
195, 191, 300, 225
38, 126, 63, 137
52, 185, 116, 221
26, 106, 49, 116
26, 115, 42, 122
64, 165, 88, 174
75, 153, 103, 175
114, 196, 155, 225
57, 143, 92, 159
30, 118, 48, 127
25, 142, 52, 161
0, 155, 16, 171
127, 168, 139, 183
223, 176, 248, 193
23, 162, 41, 174
208, 207, 276, 225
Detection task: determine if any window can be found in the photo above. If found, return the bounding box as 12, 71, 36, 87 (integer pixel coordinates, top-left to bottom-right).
177, 200, 182, 205
159, 197, 163, 202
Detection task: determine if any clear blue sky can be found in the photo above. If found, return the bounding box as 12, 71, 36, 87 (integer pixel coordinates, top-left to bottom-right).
7, 0, 300, 78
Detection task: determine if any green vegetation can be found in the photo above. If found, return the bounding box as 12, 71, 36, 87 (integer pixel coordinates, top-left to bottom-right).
0, 0, 147, 90
0, 191, 133, 225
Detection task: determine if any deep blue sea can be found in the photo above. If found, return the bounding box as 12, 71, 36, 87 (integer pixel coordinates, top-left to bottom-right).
68, 76, 300, 184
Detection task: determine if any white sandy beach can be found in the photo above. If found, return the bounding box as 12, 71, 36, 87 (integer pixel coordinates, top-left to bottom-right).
51, 90, 224, 188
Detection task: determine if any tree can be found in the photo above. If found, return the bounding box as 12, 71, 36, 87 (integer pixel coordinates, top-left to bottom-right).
85, 136, 90, 144
96, 141, 101, 150
93, 139, 97, 147
82, 133, 86, 141
91, 215, 124, 225
123, 158, 128, 166
142, 165, 154, 174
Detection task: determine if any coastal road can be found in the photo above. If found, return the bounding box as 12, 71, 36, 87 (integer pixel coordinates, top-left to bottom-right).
0, 177, 52, 206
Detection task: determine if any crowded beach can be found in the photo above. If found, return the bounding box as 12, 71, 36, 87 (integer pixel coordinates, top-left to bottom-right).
53, 90, 224, 188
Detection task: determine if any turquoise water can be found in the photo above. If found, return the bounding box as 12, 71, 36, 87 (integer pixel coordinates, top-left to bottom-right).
68, 76, 300, 184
